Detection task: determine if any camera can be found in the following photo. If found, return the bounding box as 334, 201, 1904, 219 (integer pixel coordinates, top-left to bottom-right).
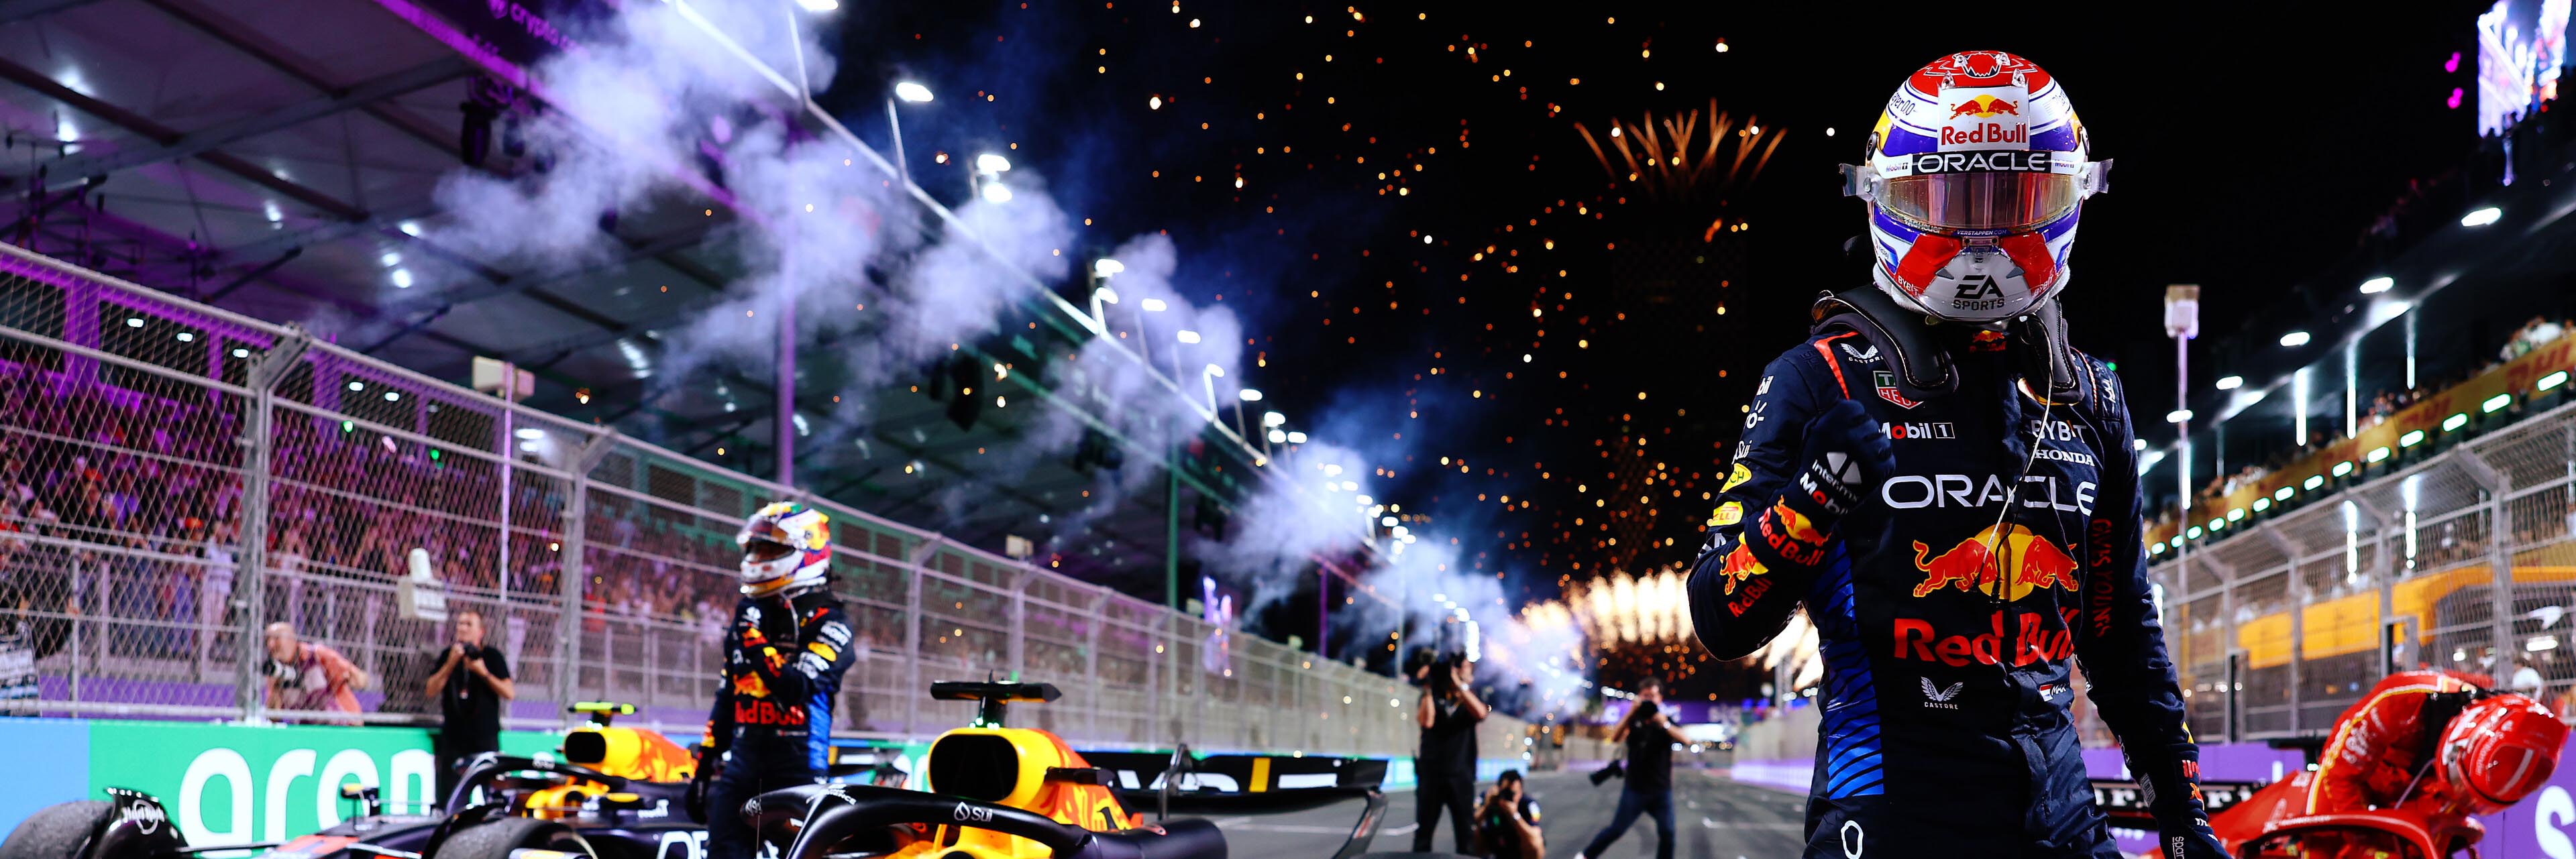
1405, 646, 1468, 692
1589, 758, 1626, 786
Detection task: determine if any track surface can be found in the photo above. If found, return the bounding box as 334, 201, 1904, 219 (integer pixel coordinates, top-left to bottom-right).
1207, 768, 1807, 859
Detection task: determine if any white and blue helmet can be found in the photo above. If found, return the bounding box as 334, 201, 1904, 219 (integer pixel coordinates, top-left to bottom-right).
1841, 50, 2110, 324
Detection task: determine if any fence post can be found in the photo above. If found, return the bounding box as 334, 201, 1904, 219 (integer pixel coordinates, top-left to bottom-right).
902, 536, 941, 738
2455, 449, 2516, 675
235, 329, 309, 721
2258, 527, 2303, 733
555, 430, 617, 722
1009, 571, 1030, 683
1083, 587, 1102, 744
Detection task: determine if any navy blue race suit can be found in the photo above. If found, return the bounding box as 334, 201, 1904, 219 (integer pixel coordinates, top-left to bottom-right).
701, 589, 855, 859
1686, 321, 2221, 858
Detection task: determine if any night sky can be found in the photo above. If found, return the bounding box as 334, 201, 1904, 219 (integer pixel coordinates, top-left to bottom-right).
810, 1, 2486, 693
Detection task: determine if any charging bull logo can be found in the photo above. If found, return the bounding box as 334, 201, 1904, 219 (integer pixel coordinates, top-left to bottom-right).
1909, 524, 2080, 600
1947, 95, 2020, 119
731, 673, 771, 699
1715, 542, 1769, 595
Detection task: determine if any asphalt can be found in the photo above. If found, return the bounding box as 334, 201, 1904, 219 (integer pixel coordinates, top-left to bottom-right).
1203, 768, 1809, 859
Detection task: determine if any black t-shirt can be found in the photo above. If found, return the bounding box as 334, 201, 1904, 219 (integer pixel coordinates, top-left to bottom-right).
440, 646, 511, 748
1623, 702, 1674, 793
1418, 692, 1479, 779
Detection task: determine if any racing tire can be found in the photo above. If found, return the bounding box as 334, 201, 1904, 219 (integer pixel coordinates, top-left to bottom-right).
433, 817, 597, 859
0, 800, 113, 859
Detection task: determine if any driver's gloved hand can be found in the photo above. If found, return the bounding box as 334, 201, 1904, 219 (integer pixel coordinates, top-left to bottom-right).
686, 751, 719, 822
2157, 821, 2227, 859
1771, 398, 1896, 540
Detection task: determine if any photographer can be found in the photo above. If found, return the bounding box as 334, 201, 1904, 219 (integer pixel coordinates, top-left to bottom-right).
1473, 769, 1544, 859
1574, 677, 1685, 859
1413, 652, 1489, 854
424, 609, 514, 802
263, 622, 368, 726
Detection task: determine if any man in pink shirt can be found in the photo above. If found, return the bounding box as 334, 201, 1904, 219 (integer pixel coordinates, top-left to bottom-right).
264, 622, 368, 724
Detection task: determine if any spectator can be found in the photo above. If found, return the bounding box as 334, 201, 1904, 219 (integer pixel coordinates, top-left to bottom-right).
1473, 769, 1544, 859
425, 608, 514, 803
1574, 677, 1686, 859
195, 520, 235, 669
1413, 656, 1490, 854
263, 622, 368, 724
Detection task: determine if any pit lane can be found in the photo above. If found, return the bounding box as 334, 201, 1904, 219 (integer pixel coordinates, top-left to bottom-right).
1205, 766, 1807, 858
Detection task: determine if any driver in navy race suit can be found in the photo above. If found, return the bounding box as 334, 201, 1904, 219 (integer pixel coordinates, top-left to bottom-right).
690, 502, 857, 859
1682, 51, 2227, 859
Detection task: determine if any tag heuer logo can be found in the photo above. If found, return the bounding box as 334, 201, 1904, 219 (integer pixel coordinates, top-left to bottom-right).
1874, 371, 1922, 410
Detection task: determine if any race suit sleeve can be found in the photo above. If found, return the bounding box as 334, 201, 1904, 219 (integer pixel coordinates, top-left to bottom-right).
2307, 672, 2467, 813
704, 603, 744, 756
739, 599, 855, 712
1686, 341, 1839, 660
2071, 361, 2217, 829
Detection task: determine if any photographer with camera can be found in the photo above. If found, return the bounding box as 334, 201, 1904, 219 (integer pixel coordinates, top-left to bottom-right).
1574, 677, 1686, 859
263, 622, 368, 726
424, 608, 513, 802
1412, 650, 1490, 854
1473, 769, 1544, 859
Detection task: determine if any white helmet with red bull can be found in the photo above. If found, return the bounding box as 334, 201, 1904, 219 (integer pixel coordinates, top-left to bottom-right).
1842, 50, 2111, 325
737, 501, 831, 597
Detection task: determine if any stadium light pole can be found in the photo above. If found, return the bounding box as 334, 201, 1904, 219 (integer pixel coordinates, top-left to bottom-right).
888, 82, 932, 187
2163, 284, 2199, 664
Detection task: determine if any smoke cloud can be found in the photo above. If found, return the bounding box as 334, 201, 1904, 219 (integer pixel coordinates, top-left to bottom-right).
392, 0, 1599, 715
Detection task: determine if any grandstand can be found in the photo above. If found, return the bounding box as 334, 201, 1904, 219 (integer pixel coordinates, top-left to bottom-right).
0, 0, 1446, 760
2139, 93, 2576, 743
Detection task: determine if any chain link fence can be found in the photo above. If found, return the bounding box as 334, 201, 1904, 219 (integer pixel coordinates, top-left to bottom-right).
2140, 392, 2576, 744
0, 243, 1438, 758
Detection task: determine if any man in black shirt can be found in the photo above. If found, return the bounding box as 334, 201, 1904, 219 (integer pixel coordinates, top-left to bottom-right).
425, 608, 514, 805
1413, 656, 1490, 853
1576, 677, 1686, 859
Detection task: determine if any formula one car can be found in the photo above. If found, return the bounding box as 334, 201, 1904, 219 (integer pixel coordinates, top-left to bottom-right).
2, 684, 1390, 859
2093, 695, 2553, 859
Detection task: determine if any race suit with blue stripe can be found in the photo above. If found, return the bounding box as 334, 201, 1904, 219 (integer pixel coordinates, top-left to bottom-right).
703, 589, 854, 859
1685, 320, 2222, 858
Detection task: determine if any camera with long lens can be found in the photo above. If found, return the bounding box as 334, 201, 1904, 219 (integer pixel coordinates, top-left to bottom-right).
1403, 646, 1468, 693
1589, 758, 1626, 786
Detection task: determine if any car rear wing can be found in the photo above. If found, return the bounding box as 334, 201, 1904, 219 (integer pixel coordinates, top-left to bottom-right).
2087, 777, 2266, 827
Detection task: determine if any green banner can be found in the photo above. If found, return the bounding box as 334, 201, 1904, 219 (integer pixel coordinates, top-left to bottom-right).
83, 722, 561, 847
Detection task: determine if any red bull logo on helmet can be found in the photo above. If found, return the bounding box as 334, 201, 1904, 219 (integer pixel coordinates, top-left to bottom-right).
1909, 523, 2080, 601
1947, 95, 2021, 119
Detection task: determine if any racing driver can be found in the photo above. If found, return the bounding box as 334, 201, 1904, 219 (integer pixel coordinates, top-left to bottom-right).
690, 502, 857, 859
2306, 669, 2565, 817
1684, 51, 2226, 858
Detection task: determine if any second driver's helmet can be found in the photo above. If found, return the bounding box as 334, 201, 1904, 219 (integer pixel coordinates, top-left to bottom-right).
1842, 50, 2111, 324
737, 501, 831, 597
2438, 693, 2567, 814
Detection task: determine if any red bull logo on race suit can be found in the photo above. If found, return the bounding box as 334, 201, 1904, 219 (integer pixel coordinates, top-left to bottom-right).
1893, 610, 2078, 667
1909, 522, 2080, 600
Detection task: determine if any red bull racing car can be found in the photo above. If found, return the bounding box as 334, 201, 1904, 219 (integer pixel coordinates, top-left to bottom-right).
0, 685, 1391, 859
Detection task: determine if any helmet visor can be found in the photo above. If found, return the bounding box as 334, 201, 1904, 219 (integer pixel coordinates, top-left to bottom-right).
1880, 171, 2078, 233
743, 536, 797, 565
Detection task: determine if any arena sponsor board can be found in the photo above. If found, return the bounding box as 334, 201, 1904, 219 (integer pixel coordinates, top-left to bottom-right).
57, 721, 559, 846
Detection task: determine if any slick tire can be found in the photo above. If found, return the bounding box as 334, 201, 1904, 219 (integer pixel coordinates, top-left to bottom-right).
433, 817, 596, 859
0, 800, 113, 859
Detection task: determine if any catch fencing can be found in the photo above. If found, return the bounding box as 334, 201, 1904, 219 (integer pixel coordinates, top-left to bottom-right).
0, 242, 1432, 758
2143, 396, 2576, 744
